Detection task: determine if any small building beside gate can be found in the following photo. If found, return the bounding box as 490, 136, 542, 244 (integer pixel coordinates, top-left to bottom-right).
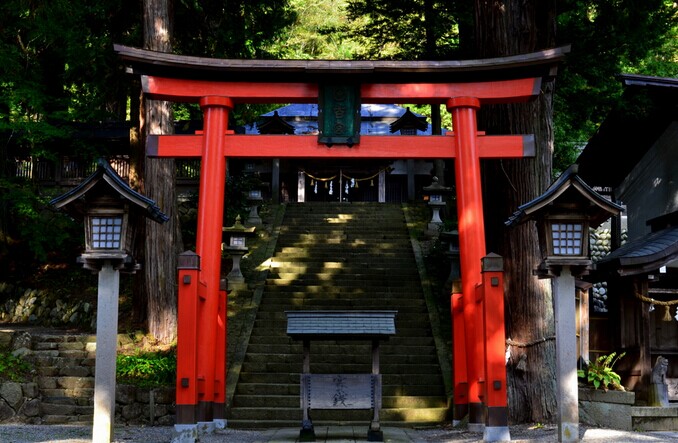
576, 74, 678, 402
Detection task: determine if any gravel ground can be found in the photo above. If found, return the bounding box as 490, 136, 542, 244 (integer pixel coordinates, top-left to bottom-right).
1, 423, 677, 443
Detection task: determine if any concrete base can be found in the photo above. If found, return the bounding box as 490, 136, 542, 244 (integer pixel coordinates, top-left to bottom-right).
172, 424, 198, 443
483, 426, 510, 442
173, 420, 228, 443
558, 421, 579, 442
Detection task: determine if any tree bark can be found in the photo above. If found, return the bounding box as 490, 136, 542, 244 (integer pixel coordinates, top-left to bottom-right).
140, 0, 180, 344
472, 0, 558, 423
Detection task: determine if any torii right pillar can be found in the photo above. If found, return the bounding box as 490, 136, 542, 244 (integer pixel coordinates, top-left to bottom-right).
447, 97, 509, 441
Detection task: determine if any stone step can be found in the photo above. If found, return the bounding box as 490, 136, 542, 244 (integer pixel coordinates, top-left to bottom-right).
239, 361, 443, 374
37, 375, 95, 390
36, 365, 94, 377
40, 388, 95, 401
243, 351, 439, 366
231, 202, 448, 427
253, 311, 428, 322
228, 406, 449, 422
267, 272, 420, 281
251, 318, 433, 331
236, 373, 445, 389
248, 326, 434, 337
259, 285, 421, 294
233, 394, 447, 409
26, 356, 95, 371
246, 335, 435, 347
244, 342, 437, 355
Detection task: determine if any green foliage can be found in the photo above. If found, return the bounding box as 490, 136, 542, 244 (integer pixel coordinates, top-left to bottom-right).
0, 178, 82, 277
553, 0, 678, 173
578, 352, 626, 391
0, 350, 32, 383
116, 350, 176, 388
174, 0, 296, 58
278, 0, 359, 59
345, 0, 462, 60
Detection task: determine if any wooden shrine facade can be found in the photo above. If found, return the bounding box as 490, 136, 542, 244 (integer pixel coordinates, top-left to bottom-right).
115, 44, 569, 439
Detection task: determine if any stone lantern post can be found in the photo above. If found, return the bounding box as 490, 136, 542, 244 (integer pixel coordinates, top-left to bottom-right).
506, 165, 623, 443
50, 158, 168, 443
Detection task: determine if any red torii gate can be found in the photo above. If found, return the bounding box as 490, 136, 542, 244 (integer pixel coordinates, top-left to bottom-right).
115, 45, 568, 439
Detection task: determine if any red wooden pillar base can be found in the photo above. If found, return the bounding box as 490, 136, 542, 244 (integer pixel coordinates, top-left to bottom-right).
451, 280, 468, 425
213, 283, 228, 419
176, 252, 200, 424
481, 254, 509, 442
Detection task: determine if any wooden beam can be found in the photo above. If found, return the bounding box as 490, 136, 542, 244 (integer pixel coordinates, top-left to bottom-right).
142, 76, 541, 104
147, 134, 534, 159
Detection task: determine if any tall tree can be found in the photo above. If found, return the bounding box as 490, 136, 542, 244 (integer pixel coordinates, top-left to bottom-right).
472, 1, 559, 423
139, 0, 181, 344
345, 0, 461, 60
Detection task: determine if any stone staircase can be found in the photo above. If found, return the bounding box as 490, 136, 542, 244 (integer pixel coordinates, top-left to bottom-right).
20, 331, 96, 424
228, 202, 450, 428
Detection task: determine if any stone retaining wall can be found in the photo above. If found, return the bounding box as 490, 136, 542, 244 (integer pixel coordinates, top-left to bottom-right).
0, 381, 176, 426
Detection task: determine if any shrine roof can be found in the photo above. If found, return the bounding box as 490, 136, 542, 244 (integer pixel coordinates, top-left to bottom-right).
286, 310, 397, 340
576, 74, 678, 190
114, 44, 570, 84
592, 225, 678, 277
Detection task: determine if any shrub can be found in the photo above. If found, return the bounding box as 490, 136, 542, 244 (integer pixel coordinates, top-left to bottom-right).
116, 349, 176, 388
578, 352, 626, 391
0, 350, 33, 383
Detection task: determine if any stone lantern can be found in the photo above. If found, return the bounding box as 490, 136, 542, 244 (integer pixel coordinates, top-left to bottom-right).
222, 215, 256, 285
506, 164, 623, 443
422, 176, 453, 236
245, 189, 264, 226
50, 158, 168, 443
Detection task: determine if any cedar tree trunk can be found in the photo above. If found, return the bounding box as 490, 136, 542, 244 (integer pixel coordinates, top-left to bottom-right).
139, 0, 180, 344
472, 0, 559, 423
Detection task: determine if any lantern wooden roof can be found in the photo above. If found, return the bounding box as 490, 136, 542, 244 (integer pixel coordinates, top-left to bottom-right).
49, 158, 169, 224
422, 176, 453, 195
505, 164, 623, 229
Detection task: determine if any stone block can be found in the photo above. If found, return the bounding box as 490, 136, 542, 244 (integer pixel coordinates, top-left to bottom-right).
0, 399, 16, 421
57, 376, 94, 389
116, 384, 137, 404
0, 382, 24, 410
41, 402, 76, 415
19, 398, 40, 417
578, 388, 635, 431
21, 383, 38, 398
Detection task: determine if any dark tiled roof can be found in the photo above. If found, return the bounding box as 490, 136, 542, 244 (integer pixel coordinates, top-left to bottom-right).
593, 226, 678, 277
286, 310, 397, 339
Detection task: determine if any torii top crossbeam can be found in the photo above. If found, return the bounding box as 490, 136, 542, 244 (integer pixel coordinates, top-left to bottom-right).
114, 44, 570, 432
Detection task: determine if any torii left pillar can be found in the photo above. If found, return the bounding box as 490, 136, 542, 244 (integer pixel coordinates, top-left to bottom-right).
175, 97, 232, 430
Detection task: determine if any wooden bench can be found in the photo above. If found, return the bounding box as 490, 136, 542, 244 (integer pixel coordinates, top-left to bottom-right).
286, 310, 397, 442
